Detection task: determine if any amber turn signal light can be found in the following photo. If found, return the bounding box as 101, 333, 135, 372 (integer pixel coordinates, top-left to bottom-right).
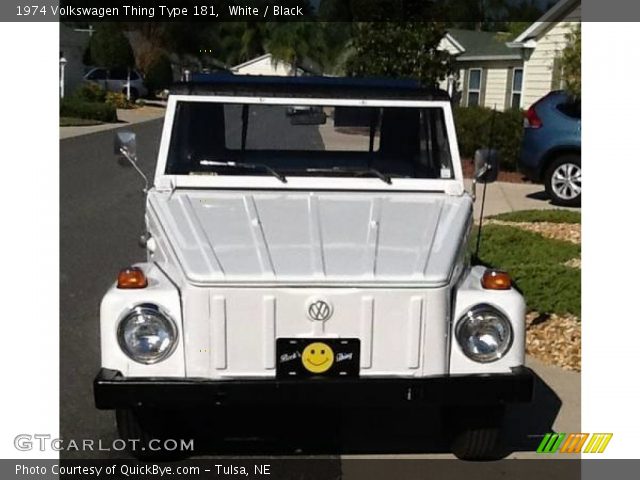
481, 269, 512, 290
117, 266, 148, 289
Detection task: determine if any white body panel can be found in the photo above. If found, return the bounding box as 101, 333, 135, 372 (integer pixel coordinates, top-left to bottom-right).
179, 285, 451, 379
147, 190, 473, 286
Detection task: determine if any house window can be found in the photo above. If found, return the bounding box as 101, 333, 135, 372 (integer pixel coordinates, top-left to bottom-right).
467, 69, 482, 107
511, 68, 523, 109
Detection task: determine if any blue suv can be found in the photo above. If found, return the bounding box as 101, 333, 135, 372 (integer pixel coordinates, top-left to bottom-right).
519, 91, 581, 207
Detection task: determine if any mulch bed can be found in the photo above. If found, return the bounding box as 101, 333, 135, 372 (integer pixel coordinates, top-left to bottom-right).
526, 312, 581, 372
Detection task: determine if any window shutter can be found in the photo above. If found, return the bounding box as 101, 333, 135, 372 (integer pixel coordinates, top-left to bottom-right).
479, 69, 486, 107
551, 57, 563, 90
505, 68, 514, 110
462, 69, 470, 107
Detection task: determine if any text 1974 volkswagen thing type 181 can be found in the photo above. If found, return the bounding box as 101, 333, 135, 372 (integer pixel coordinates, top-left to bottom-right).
94, 75, 534, 460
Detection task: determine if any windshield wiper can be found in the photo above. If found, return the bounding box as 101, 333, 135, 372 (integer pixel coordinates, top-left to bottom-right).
199, 160, 287, 183
305, 167, 392, 185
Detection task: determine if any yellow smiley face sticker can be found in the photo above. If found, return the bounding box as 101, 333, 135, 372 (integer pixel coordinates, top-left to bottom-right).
301, 342, 334, 374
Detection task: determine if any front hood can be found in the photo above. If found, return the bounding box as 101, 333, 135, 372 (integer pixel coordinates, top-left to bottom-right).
148, 190, 472, 286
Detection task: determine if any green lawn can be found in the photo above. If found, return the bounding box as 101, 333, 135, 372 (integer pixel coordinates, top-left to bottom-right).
474, 210, 581, 317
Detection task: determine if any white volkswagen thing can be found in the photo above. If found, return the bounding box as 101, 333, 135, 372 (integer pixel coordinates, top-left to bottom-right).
94, 75, 534, 460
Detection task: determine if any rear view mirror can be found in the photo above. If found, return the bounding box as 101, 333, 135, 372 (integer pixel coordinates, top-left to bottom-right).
114, 130, 148, 192
474, 148, 500, 184
287, 106, 327, 125
114, 131, 137, 161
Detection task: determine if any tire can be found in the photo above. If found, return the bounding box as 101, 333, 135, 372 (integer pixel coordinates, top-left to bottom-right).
446, 407, 505, 461
451, 426, 501, 460
116, 408, 186, 460
544, 154, 581, 207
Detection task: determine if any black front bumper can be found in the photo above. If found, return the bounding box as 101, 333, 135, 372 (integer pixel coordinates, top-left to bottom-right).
94, 367, 534, 410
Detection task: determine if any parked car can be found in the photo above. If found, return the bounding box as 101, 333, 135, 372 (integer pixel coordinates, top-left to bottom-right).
95, 75, 533, 461
83, 67, 148, 99
519, 91, 581, 206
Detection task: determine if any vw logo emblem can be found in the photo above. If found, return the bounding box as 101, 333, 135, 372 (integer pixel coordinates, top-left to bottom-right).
307, 299, 333, 322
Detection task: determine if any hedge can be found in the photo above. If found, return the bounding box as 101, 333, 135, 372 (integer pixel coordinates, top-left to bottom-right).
453, 106, 523, 171
105, 91, 132, 109
60, 98, 117, 123
74, 82, 107, 103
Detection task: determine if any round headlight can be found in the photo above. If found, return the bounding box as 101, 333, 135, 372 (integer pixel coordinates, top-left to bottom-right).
117, 304, 178, 364
455, 304, 513, 363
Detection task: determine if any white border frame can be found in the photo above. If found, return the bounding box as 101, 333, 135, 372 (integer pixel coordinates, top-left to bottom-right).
154, 95, 465, 195
1, 22, 59, 459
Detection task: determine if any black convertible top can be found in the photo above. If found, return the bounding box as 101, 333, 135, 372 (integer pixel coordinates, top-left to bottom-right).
170, 74, 450, 101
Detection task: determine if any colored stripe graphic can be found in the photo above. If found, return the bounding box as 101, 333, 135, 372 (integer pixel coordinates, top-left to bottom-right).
537, 433, 566, 453
584, 433, 613, 454
560, 433, 589, 453
536, 433, 613, 454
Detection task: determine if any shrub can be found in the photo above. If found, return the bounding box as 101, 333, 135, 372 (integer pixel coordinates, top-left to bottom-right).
105, 91, 132, 109
73, 82, 107, 103
60, 98, 117, 123
560, 25, 580, 98
144, 54, 174, 96
453, 106, 524, 171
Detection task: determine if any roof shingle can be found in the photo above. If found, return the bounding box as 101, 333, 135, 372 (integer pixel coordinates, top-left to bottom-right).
447, 29, 517, 59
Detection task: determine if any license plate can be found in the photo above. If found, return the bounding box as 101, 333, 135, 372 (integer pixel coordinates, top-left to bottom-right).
276, 338, 360, 379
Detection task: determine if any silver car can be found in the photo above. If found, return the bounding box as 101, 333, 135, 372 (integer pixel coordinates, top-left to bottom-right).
83, 67, 148, 99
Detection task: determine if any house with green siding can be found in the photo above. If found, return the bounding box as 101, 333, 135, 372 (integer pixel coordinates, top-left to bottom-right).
439, 0, 581, 111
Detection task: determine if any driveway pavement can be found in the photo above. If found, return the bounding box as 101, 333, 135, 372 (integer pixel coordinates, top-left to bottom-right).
60, 116, 579, 467
465, 180, 581, 219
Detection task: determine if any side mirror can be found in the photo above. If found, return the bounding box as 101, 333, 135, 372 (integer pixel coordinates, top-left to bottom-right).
114, 131, 137, 161
114, 130, 149, 192
474, 148, 500, 184
287, 106, 327, 125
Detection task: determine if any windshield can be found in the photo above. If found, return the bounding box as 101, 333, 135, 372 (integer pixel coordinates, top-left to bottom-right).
166, 101, 455, 181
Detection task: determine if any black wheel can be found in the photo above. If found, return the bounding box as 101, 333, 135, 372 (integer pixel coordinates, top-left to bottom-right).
451, 426, 501, 460
446, 407, 505, 461
116, 408, 187, 460
544, 154, 581, 207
